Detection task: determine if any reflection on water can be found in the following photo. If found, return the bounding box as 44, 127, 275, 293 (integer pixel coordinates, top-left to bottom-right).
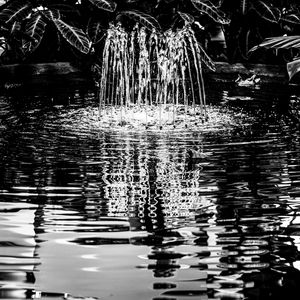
0, 83, 300, 299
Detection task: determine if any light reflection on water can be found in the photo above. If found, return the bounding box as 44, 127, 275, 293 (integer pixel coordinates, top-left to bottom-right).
0, 83, 299, 299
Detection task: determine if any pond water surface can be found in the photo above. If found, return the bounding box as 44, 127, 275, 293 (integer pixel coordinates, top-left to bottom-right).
0, 81, 300, 300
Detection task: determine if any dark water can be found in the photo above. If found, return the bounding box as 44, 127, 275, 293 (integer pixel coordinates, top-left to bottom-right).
0, 81, 299, 300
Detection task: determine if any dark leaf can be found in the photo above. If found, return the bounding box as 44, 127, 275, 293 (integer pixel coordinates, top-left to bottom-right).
22, 13, 47, 53
0, 39, 6, 56
87, 0, 117, 12
191, 0, 230, 24
10, 21, 33, 42
178, 11, 195, 24
250, 0, 281, 23
250, 36, 300, 52
287, 58, 300, 80
53, 18, 91, 54
118, 10, 161, 29
0, 0, 32, 25
87, 18, 104, 44
281, 13, 300, 25
42, 8, 61, 21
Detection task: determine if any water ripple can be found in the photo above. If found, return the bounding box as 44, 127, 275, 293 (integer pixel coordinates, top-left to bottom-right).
0, 86, 299, 299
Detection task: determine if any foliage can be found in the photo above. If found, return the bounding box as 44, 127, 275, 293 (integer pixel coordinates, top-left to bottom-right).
219, 0, 300, 62
0, 0, 229, 66
191, 0, 229, 24
1, 0, 300, 66
251, 35, 300, 52
248, 2, 300, 79
0, 0, 93, 63
287, 58, 300, 80
250, 35, 300, 80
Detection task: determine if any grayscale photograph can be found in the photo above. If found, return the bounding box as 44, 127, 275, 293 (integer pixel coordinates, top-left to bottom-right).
0, 0, 299, 299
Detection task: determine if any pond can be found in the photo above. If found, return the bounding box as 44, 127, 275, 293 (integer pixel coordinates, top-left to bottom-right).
0, 80, 299, 300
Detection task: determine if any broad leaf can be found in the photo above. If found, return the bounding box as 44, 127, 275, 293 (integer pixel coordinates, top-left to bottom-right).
42, 8, 61, 21
53, 19, 91, 54
23, 13, 47, 53
118, 10, 160, 30
0, 46, 6, 57
178, 11, 195, 24
87, 0, 117, 12
87, 18, 104, 44
250, 0, 280, 23
191, 0, 230, 25
281, 13, 300, 25
287, 58, 300, 80
250, 36, 300, 52
0, 0, 32, 24
0, 36, 7, 56
7, 20, 35, 52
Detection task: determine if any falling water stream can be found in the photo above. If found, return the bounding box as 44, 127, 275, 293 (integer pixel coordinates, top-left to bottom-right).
98, 24, 213, 129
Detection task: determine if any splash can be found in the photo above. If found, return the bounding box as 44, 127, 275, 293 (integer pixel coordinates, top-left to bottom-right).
58, 105, 253, 134
98, 23, 210, 129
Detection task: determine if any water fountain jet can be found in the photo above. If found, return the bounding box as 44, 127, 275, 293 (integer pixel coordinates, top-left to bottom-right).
98, 23, 212, 130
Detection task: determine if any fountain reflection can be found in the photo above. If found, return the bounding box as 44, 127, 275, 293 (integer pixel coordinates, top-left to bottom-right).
0, 87, 300, 299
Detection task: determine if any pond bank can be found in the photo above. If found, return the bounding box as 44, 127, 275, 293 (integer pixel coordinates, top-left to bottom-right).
0, 61, 290, 94
207, 62, 288, 84
0, 62, 94, 95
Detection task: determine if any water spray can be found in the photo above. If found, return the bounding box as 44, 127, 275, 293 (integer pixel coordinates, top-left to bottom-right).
98, 23, 208, 129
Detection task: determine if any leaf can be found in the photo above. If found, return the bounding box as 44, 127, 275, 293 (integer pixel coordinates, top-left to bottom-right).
0, 0, 32, 25
0, 45, 6, 57
118, 10, 161, 30
191, 0, 230, 25
42, 8, 61, 21
87, 18, 104, 44
250, 0, 280, 23
287, 58, 300, 80
281, 13, 300, 25
87, 0, 117, 12
11, 20, 36, 48
0, 38, 7, 56
178, 11, 195, 24
53, 18, 91, 54
250, 36, 300, 52
22, 13, 47, 53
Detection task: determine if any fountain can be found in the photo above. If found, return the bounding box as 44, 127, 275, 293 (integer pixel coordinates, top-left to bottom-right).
97, 23, 215, 130
57, 23, 251, 134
